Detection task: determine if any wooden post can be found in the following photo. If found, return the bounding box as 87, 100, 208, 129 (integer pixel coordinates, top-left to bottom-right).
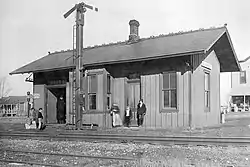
63, 2, 98, 129
11, 104, 13, 117
66, 82, 70, 124
189, 55, 193, 128
244, 95, 246, 112
103, 69, 107, 128
69, 71, 73, 124
75, 7, 85, 129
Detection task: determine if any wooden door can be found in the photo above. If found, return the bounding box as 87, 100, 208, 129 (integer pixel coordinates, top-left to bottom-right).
46, 89, 57, 124
34, 84, 45, 118
127, 80, 141, 126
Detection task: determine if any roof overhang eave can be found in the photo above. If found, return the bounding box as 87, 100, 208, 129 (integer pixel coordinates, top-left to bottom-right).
225, 30, 242, 72
9, 50, 206, 75
84, 50, 205, 68
9, 66, 75, 75
204, 29, 241, 72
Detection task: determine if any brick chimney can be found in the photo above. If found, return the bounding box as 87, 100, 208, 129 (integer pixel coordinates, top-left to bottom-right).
129, 19, 140, 42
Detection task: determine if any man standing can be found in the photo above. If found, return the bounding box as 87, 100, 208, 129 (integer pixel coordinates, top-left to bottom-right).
137, 99, 146, 127
56, 96, 66, 124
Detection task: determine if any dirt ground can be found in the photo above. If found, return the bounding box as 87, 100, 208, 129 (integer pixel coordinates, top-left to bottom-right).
1, 113, 250, 166
2, 113, 250, 138
1, 138, 250, 167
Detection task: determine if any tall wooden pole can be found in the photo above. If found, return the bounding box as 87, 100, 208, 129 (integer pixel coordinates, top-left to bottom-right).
64, 2, 98, 130
75, 6, 86, 129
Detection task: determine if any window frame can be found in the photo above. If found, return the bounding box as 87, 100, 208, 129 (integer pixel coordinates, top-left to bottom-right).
160, 72, 178, 113
107, 74, 112, 110
240, 71, 246, 84
204, 70, 210, 112
87, 74, 98, 110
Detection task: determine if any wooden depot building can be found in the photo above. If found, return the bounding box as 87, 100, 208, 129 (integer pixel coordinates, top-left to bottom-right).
10, 20, 240, 128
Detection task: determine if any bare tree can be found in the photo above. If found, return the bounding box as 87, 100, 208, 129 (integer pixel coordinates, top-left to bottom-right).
0, 76, 12, 98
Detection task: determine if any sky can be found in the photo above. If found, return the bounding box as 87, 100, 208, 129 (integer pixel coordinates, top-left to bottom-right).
0, 0, 250, 104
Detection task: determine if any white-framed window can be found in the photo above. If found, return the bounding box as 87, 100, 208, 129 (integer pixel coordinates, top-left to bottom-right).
162, 72, 177, 109
107, 74, 111, 110
88, 75, 97, 110
240, 71, 246, 84
204, 71, 210, 111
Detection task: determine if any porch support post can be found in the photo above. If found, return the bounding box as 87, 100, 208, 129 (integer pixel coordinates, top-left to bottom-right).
189, 55, 193, 128
244, 95, 246, 112
11, 104, 13, 117
68, 71, 74, 124
103, 69, 107, 128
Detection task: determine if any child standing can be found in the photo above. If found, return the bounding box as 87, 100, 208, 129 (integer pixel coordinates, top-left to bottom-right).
124, 106, 132, 127
38, 108, 46, 130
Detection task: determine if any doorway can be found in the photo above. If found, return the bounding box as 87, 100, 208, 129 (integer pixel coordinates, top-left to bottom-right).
46, 86, 66, 124
127, 79, 141, 126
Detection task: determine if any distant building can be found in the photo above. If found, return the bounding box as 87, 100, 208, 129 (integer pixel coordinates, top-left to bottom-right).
10, 20, 240, 128
230, 56, 250, 112
0, 96, 28, 117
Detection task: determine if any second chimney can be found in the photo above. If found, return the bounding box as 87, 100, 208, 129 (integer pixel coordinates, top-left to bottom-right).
129, 19, 140, 42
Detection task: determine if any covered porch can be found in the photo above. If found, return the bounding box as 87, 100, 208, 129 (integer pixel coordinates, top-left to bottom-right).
229, 86, 250, 112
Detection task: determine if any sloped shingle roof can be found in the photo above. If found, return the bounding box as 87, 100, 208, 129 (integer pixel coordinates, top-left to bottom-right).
10, 26, 240, 74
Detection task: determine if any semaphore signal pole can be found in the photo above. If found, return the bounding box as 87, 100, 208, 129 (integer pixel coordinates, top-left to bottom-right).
64, 2, 98, 130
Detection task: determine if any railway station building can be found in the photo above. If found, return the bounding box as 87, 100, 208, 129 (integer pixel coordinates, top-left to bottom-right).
10, 20, 241, 128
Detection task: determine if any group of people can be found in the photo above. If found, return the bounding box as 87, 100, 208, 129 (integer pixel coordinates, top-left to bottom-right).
25, 98, 146, 129
25, 107, 46, 130
110, 99, 146, 128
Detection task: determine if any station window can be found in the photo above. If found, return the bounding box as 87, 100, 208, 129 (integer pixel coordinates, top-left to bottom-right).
240, 71, 246, 84
162, 72, 177, 109
81, 77, 86, 110
88, 75, 97, 110
107, 74, 111, 110
204, 71, 210, 111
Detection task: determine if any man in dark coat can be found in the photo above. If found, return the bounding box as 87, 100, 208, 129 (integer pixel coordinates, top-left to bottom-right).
57, 96, 66, 124
137, 99, 146, 127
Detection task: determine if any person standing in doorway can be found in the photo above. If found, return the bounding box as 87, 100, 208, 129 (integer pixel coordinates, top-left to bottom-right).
57, 95, 66, 124
124, 106, 132, 127
137, 99, 146, 127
